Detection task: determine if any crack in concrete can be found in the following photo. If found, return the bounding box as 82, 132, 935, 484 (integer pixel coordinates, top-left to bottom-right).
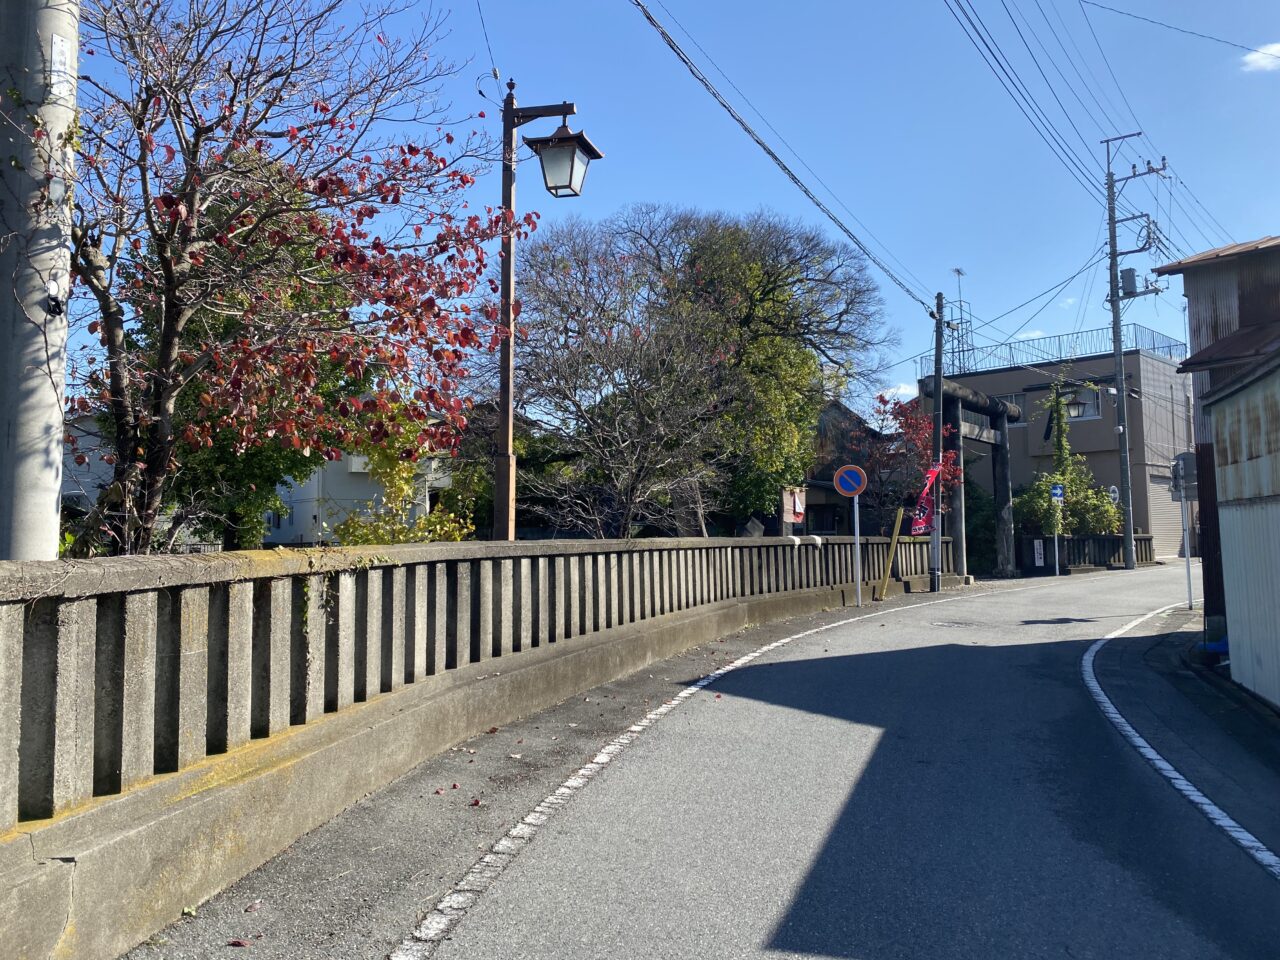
52, 855, 77, 955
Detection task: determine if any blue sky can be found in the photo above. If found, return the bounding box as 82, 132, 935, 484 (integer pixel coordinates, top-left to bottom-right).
428, 0, 1279, 403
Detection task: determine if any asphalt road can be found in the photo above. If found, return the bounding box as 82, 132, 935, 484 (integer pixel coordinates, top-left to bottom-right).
129, 565, 1280, 959
423, 566, 1280, 960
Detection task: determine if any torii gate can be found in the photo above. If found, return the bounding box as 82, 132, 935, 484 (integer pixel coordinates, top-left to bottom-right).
921, 379, 1022, 578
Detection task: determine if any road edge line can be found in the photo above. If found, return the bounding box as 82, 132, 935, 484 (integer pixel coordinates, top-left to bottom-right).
1081, 602, 1280, 882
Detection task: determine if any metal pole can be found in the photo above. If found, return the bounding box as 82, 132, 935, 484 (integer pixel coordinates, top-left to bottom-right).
1054, 507, 1060, 578
1181, 495, 1193, 610
853, 494, 862, 608
492, 80, 519, 541
1105, 146, 1137, 570
0, 0, 78, 560
930, 292, 944, 592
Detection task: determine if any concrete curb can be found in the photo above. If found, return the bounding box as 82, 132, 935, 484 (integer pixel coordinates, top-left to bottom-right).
0, 583, 872, 960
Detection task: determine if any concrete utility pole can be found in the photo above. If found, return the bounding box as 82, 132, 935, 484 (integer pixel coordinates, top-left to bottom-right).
0, 0, 78, 561
1102, 132, 1165, 571
930, 291, 945, 592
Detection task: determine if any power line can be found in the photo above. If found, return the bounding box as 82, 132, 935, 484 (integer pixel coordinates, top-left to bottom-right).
626, 0, 934, 312
887, 250, 1106, 373
970, 248, 1107, 337
474, 0, 500, 86
1080, 1, 1280, 64
1074, 4, 1223, 255
942, 0, 1103, 202
997, 0, 1101, 163
648, 0, 934, 301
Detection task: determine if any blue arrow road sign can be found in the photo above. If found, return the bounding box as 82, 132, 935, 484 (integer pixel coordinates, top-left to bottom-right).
1050, 483, 1065, 503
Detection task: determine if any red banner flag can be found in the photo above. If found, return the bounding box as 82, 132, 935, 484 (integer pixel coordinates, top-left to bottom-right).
911, 465, 942, 536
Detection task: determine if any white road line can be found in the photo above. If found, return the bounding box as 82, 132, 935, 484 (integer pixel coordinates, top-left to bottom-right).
386, 568, 1173, 959
1082, 602, 1280, 882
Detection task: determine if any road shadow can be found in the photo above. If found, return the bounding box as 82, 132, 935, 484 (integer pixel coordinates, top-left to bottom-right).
1019, 616, 1096, 625
704, 634, 1279, 960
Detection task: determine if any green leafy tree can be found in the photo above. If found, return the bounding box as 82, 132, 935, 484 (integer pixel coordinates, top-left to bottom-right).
718, 336, 826, 520
1013, 385, 1121, 536
332, 430, 472, 546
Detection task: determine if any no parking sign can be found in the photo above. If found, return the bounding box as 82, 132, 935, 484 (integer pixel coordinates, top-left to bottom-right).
832, 465, 867, 608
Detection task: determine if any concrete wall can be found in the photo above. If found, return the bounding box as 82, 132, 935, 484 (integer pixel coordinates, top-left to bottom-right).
0, 535, 953, 959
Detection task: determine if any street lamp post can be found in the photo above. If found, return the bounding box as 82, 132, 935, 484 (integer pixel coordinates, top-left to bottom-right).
493, 80, 601, 541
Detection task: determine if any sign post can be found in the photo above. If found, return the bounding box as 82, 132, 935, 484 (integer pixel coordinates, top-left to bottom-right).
833, 465, 868, 607
1050, 483, 1065, 577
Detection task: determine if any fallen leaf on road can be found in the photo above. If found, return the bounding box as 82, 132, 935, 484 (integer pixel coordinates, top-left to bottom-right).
244, 900, 263, 913
486, 726, 500, 734
470, 798, 482, 807
452, 783, 459, 789
568, 723, 578, 728
434, 788, 445, 795
227, 940, 251, 948
715, 694, 722, 700
516, 738, 524, 744
181, 907, 197, 918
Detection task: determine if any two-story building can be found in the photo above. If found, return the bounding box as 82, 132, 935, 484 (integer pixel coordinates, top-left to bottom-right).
1155, 236, 1280, 645
918, 323, 1194, 558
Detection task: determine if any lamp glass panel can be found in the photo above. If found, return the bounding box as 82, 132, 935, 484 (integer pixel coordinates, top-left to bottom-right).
568, 148, 590, 195
538, 143, 576, 195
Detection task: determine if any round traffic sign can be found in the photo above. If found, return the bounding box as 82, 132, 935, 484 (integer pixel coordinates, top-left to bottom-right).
833, 464, 868, 498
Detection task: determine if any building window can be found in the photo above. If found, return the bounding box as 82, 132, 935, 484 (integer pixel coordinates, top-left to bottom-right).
994, 393, 1026, 426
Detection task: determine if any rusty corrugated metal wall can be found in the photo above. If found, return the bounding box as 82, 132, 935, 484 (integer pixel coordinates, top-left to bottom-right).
1212, 365, 1280, 709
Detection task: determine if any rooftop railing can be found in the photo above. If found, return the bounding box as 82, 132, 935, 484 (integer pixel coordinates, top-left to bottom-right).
916, 323, 1186, 380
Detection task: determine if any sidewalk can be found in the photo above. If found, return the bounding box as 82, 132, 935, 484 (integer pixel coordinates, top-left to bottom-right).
1092, 606, 1280, 865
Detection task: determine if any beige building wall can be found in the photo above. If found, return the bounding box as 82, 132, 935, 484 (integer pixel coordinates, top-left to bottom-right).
924, 349, 1192, 557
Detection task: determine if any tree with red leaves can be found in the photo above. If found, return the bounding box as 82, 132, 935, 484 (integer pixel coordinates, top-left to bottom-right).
65, 0, 525, 554
856, 392, 961, 534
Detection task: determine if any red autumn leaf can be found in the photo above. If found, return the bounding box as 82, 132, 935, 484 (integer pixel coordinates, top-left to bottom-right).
162, 144, 176, 163
227, 939, 251, 948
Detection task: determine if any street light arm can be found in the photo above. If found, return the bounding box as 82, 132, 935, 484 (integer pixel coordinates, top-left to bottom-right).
511, 101, 576, 128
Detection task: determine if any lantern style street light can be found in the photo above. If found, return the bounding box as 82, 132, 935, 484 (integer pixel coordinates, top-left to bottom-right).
493, 80, 602, 541
1065, 394, 1087, 419
524, 122, 603, 198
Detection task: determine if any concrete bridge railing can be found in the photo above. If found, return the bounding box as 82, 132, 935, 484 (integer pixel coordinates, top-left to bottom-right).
0, 534, 952, 958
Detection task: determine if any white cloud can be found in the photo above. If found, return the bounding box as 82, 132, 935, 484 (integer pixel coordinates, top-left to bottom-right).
1016, 329, 1047, 340
1059, 297, 1077, 309
883, 382, 918, 400
1241, 42, 1280, 72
